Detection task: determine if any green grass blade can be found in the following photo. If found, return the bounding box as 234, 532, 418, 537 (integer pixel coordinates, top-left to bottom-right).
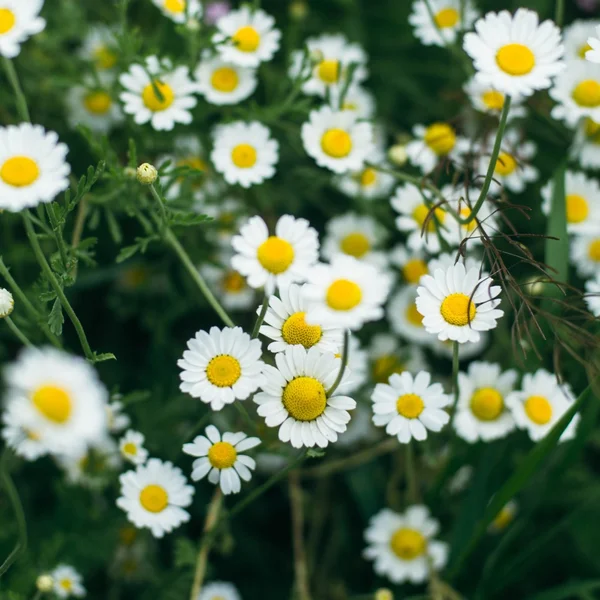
526, 580, 600, 600
544, 164, 568, 300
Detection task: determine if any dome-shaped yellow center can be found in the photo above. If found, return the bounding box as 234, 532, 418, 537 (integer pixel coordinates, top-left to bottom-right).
282, 376, 327, 421
588, 239, 600, 261
257, 236, 295, 274
326, 279, 362, 311
495, 152, 517, 176
222, 270, 246, 293
206, 354, 242, 387
208, 441, 237, 469
572, 79, 600, 107
93, 45, 118, 70
566, 193, 589, 223
496, 43, 535, 76
340, 232, 370, 258
282, 311, 322, 348
405, 303, 424, 327
524, 395, 552, 425
317, 59, 340, 84
164, 0, 185, 13
412, 204, 445, 232
434, 7, 459, 28
1, 156, 40, 187
84, 91, 112, 114
211, 66, 239, 92
0, 8, 16, 34
60, 579, 73, 591
233, 26, 261, 52
372, 355, 404, 383
32, 385, 72, 424
139, 484, 168, 513
321, 128, 353, 158
142, 81, 175, 111
423, 123, 456, 155
396, 393, 424, 419
402, 258, 428, 284
123, 442, 137, 455
440, 293, 476, 326
470, 387, 504, 421
482, 90, 505, 111
231, 143, 257, 168
360, 167, 377, 187
390, 527, 427, 560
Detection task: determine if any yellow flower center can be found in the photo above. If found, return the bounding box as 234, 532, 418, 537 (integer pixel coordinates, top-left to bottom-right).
317, 59, 340, 84
360, 167, 377, 187
142, 81, 175, 111
340, 232, 370, 258
282, 311, 322, 348
372, 355, 404, 383
412, 204, 445, 232
139, 484, 169, 513
588, 239, 600, 261
579, 43, 593, 59
93, 45, 118, 70
566, 194, 589, 223
0, 156, 40, 187
32, 385, 72, 424
60, 579, 73, 591
584, 117, 600, 141
495, 152, 517, 176
470, 387, 504, 421
257, 236, 295, 274
402, 258, 428, 284
208, 441, 238, 469
434, 7, 459, 28
524, 395, 552, 425
423, 123, 456, 155
459, 207, 478, 232
211, 66, 239, 92
123, 442, 137, 455
0, 8, 16, 34
282, 376, 327, 421
440, 293, 476, 326
222, 270, 246, 293
405, 303, 424, 327
206, 355, 242, 387
390, 528, 427, 560
496, 43, 536, 76
231, 143, 257, 168
572, 79, 600, 107
164, 0, 185, 13
83, 90, 112, 114
396, 393, 424, 419
232, 26, 261, 52
326, 279, 362, 311
321, 128, 353, 158
482, 90, 505, 111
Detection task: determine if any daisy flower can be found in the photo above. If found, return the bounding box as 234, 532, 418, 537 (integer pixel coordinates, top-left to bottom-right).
363, 506, 449, 584
66, 77, 123, 134
338, 334, 369, 394
303, 255, 392, 330
119, 430, 149, 466
301, 105, 375, 174
387, 285, 432, 347
416, 263, 504, 343
563, 20, 600, 61
463, 77, 527, 120
585, 276, 600, 316
572, 117, 600, 168
463, 8, 565, 98
430, 332, 489, 361
231, 215, 319, 293
254, 346, 357, 448
586, 24, 600, 63
201, 256, 255, 311
454, 361, 517, 443
3, 347, 108, 457
570, 232, 600, 278
409, 0, 478, 47
334, 161, 395, 200
183, 425, 260, 495
212, 6, 281, 67
340, 85, 376, 119
79, 25, 119, 72
368, 333, 428, 384
0, 123, 70, 212
406, 122, 468, 173
259, 283, 343, 354
198, 582, 241, 600
0, 287, 13, 317
117, 458, 194, 538
322, 212, 388, 267
50, 565, 85, 599
195, 51, 257, 105
389, 246, 429, 286
427, 252, 482, 275
178, 326, 265, 411
106, 399, 131, 434
0, 0, 45, 58
489, 499, 518, 533
1, 401, 46, 461
505, 369, 580, 442
211, 121, 279, 187
119, 56, 198, 131
151, 0, 202, 22
550, 60, 600, 126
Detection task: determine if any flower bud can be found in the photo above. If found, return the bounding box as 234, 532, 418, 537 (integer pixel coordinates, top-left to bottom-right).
36, 574, 54, 592
388, 144, 407, 167
136, 163, 158, 185
0, 288, 14, 318
375, 589, 394, 600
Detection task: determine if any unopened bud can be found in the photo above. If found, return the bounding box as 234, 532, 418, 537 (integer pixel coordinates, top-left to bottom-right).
123, 166, 137, 179
186, 17, 201, 32
136, 163, 158, 185
388, 144, 407, 167
523, 276, 546, 296
375, 589, 394, 600
0, 288, 14, 318
289, 0, 308, 20
36, 574, 54, 592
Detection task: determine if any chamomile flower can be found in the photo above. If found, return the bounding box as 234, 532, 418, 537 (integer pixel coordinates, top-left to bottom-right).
416, 263, 504, 343
463, 77, 527, 120
66, 77, 123, 134
406, 122, 467, 173
194, 51, 257, 105
334, 162, 395, 200
50, 565, 85, 598
3, 347, 108, 457
489, 499, 518, 533
409, 0, 478, 47
0, 0, 45, 58
202, 257, 255, 311
463, 8, 565, 98
211, 121, 279, 187
339, 335, 369, 394
0, 287, 13, 317
570, 232, 600, 278
340, 85, 376, 119
198, 582, 241, 600
183, 425, 260, 495
151, 0, 202, 22
572, 117, 600, 168
303, 255, 392, 330
301, 105, 375, 174
363, 506, 449, 584
106, 400, 131, 434
387, 285, 432, 347
564, 20, 600, 61
389, 246, 429, 286
454, 362, 517, 443
368, 333, 428, 384
212, 6, 281, 67
322, 213, 388, 266
585, 276, 600, 316
505, 369, 580, 442
550, 60, 600, 126
0, 123, 70, 212
259, 283, 343, 354
586, 24, 600, 63
427, 252, 482, 275
178, 326, 265, 411
2, 401, 46, 461
119, 430, 149, 466
254, 346, 356, 448
119, 56, 198, 131
231, 215, 319, 293
117, 458, 194, 538
80, 25, 119, 72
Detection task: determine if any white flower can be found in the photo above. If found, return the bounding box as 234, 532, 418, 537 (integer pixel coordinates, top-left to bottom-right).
368, 333, 428, 384
541, 171, 600, 234
178, 326, 265, 411
463, 8, 565, 98
198, 582, 241, 600
259, 283, 343, 354
550, 60, 600, 126
322, 212, 388, 266
3, 347, 108, 457
211, 121, 278, 187
340, 85, 376, 119
301, 105, 374, 174
212, 6, 281, 67
564, 20, 600, 61
463, 77, 527, 120
151, 0, 202, 22
585, 276, 600, 316
389, 246, 429, 286
409, 0, 478, 47
372, 371, 450, 443
570, 232, 600, 278
183, 425, 260, 495
338, 334, 369, 394
406, 122, 468, 173
387, 285, 433, 347
430, 332, 489, 361
427, 252, 482, 275
505, 369, 580, 443
416, 263, 504, 343
0, 287, 13, 317
363, 506, 449, 584
231, 215, 319, 293
586, 24, 600, 63
571, 117, 600, 168
2, 401, 46, 460
119, 56, 198, 131
303, 255, 392, 330
334, 162, 395, 200
66, 77, 123, 134
0, 0, 45, 58
50, 565, 85, 598
195, 51, 257, 105
79, 25, 118, 71
254, 346, 356, 448
201, 254, 255, 311
454, 362, 517, 443
119, 430, 149, 465
106, 400, 130, 434
0, 123, 70, 212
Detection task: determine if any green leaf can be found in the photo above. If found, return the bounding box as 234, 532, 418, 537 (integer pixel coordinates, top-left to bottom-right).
93, 352, 116, 363
116, 235, 159, 263
48, 298, 64, 336
544, 164, 568, 300
39, 290, 57, 303
167, 210, 212, 228
526, 580, 600, 600
173, 537, 197, 568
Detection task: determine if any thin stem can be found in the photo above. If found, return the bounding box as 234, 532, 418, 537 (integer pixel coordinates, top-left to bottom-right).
22, 211, 94, 361
405, 442, 419, 505
555, 0, 565, 27
289, 472, 312, 600
451, 341, 460, 418
4, 317, 33, 347
252, 294, 269, 338
149, 183, 169, 236
45, 203, 70, 271
327, 330, 349, 396
2, 57, 31, 122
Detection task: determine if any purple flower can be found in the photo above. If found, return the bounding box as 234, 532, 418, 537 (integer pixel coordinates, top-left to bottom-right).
205, 1, 231, 25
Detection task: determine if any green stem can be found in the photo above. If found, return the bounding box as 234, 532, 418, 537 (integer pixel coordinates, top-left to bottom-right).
555, 0, 565, 27
149, 183, 169, 236
22, 212, 94, 361
327, 330, 349, 397
405, 441, 419, 505
451, 341, 460, 418
45, 204, 70, 272
2, 57, 31, 122
4, 317, 33, 347
252, 294, 269, 338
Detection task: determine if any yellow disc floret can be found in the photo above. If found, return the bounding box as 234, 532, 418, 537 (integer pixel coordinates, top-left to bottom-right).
233, 26, 261, 52
390, 528, 427, 560
83, 91, 112, 115
139, 484, 169, 513
32, 385, 72, 424
402, 258, 428, 284
321, 129, 353, 158
440, 293, 476, 326
340, 232, 370, 258
282, 376, 327, 421
396, 393, 424, 419
1, 156, 40, 187
0, 9, 16, 34
423, 123, 456, 155
231, 143, 257, 168
326, 279, 362, 311
206, 355, 242, 387
257, 236, 295, 274
495, 152, 517, 176
142, 81, 175, 112
434, 8, 459, 28
496, 43, 536, 76
482, 90, 505, 111
524, 395, 552, 425
281, 312, 322, 348
566, 194, 589, 223
572, 79, 600, 108
211, 66, 239, 92
317, 59, 340, 84
208, 441, 238, 469
588, 239, 600, 261
470, 387, 504, 421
